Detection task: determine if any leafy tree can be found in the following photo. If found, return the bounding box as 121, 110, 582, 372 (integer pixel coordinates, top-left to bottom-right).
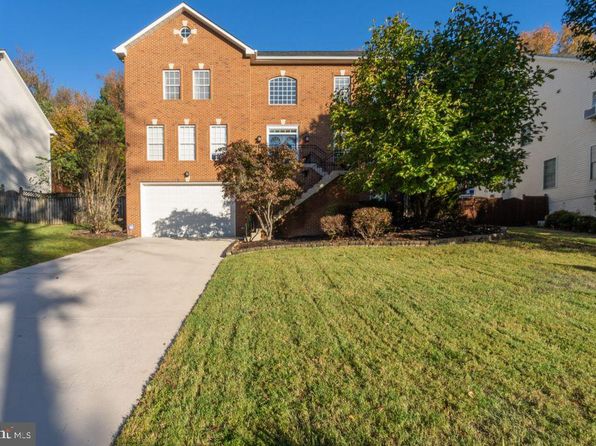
563, 0, 596, 76
48, 104, 89, 190
520, 25, 559, 54
331, 3, 552, 220
97, 70, 125, 113
215, 141, 303, 240
13, 49, 53, 115
558, 24, 596, 55
75, 98, 125, 233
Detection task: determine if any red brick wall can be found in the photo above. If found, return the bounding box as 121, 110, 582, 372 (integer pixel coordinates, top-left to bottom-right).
123, 10, 353, 237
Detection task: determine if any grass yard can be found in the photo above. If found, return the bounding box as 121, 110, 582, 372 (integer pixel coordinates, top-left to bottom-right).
116, 228, 596, 445
0, 219, 120, 274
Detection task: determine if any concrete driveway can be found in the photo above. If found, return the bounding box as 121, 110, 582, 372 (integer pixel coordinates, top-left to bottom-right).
0, 237, 232, 446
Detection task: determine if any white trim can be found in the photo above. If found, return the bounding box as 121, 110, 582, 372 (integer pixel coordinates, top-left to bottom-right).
177, 124, 196, 161
268, 76, 297, 106
139, 182, 236, 238
141, 181, 224, 186
534, 55, 584, 63
266, 124, 299, 151
0, 50, 55, 135
192, 69, 211, 100
255, 55, 359, 61
210, 124, 228, 160
113, 3, 256, 57
163, 69, 181, 100
146, 125, 165, 161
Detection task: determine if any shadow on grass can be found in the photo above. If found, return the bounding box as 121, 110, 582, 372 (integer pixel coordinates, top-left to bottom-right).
0, 220, 81, 446
506, 229, 596, 256
552, 263, 596, 273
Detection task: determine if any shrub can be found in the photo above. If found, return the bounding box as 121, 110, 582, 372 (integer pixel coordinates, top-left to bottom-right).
545, 210, 596, 233
320, 215, 349, 240
574, 215, 589, 233
545, 210, 577, 230
352, 207, 392, 240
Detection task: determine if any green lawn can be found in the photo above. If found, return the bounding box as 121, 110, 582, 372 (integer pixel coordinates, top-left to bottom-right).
0, 219, 121, 274
116, 228, 596, 445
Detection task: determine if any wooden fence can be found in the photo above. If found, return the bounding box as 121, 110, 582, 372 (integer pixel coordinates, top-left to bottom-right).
460, 195, 549, 226
0, 189, 126, 225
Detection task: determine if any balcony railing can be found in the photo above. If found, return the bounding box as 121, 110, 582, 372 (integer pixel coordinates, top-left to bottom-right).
297, 144, 342, 174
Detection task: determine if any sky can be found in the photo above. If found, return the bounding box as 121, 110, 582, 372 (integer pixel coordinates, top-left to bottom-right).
0, 0, 568, 97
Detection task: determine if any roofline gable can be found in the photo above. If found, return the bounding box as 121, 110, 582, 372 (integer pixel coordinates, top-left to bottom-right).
112, 2, 256, 58
0, 50, 55, 135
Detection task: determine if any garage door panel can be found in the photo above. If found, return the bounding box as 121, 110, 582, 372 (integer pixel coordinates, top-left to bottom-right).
141, 184, 235, 238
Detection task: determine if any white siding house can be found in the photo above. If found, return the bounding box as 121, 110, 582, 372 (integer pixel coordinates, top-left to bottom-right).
503, 56, 596, 216
0, 49, 54, 191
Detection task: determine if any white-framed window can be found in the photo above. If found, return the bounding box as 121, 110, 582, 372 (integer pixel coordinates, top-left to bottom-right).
147, 125, 164, 161
543, 157, 556, 189
163, 70, 181, 100
193, 70, 211, 100
267, 125, 299, 150
590, 145, 596, 180
269, 76, 297, 105
180, 26, 192, 38
178, 125, 196, 161
210, 125, 227, 160
334, 75, 351, 101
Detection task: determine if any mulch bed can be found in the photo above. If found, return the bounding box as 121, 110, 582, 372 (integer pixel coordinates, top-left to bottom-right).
228, 225, 506, 255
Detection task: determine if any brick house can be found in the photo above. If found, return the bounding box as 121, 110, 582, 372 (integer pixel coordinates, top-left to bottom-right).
114, 2, 363, 238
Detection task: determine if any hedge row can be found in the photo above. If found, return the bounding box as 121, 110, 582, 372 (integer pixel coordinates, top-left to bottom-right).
544, 210, 596, 233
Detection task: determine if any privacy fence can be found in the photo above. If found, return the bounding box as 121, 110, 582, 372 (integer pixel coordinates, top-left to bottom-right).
460, 195, 549, 226
0, 189, 125, 225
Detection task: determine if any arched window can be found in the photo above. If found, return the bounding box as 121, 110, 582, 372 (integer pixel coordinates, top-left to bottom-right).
269, 76, 297, 105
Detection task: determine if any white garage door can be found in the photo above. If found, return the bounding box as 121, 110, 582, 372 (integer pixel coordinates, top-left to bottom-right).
140, 183, 235, 238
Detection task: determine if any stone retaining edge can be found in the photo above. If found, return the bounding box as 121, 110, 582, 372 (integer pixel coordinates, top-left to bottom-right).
226, 227, 508, 256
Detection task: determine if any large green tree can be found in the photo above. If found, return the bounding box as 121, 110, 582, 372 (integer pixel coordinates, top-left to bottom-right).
563, 0, 596, 77
331, 3, 552, 219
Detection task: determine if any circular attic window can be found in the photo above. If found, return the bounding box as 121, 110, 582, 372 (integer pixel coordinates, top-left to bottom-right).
180, 26, 192, 38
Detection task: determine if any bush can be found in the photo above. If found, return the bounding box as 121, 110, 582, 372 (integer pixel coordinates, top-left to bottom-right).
320, 214, 349, 240
545, 210, 577, 230
352, 207, 392, 240
545, 210, 596, 233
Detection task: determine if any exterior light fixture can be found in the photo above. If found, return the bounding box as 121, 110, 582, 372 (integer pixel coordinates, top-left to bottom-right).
304, 134, 310, 143
256, 135, 262, 143
184, 171, 190, 182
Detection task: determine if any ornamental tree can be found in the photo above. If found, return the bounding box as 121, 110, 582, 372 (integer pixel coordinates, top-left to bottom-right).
215, 141, 303, 240
331, 3, 552, 220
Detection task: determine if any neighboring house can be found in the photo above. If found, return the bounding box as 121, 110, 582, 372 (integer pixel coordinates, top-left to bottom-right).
0, 49, 55, 192
503, 55, 596, 216
114, 2, 362, 238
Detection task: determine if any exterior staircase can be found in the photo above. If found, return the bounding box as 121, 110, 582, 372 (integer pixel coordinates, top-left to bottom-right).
245, 144, 344, 240
275, 169, 345, 221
